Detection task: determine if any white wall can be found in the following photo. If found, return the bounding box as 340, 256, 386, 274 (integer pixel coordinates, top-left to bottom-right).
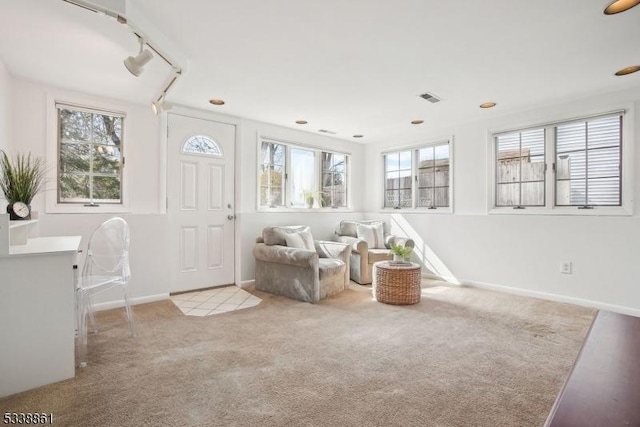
9, 77, 170, 305
0, 60, 11, 168
11, 71, 640, 314
7, 77, 367, 306
364, 87, 640, 315
233, 117, 367, 282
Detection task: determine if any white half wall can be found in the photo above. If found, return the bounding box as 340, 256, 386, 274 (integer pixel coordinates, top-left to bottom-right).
364, 87, 640, 314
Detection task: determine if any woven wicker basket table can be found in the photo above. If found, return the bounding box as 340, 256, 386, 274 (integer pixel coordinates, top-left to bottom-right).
372, 261, 421, 305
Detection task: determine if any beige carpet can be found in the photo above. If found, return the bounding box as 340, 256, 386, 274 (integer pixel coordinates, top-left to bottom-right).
0, 281, 595, 427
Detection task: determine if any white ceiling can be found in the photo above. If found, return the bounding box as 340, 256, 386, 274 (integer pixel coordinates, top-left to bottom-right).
1, 0, 639, 144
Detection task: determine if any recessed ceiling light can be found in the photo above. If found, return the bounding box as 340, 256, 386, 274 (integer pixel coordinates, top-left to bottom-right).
480, 102, 497, 109
604, 0, 640, 14
209, 99, 225, 105
614, 65, 640, 76
353, 134, 364, 138
295, 120, 308, 125
411, 120, 424, 125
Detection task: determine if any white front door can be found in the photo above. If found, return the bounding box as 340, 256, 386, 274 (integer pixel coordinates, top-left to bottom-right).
167, 113, 235, 293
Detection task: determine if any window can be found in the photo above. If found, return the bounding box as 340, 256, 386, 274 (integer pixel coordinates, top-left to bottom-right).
322, 152, 347, 208
417, 144, 450, 208
290, 148, 315, 208
57, 104, 124, 205
495, 128, 545, 207
383, 141, 451, 210
258, 138, 349, 209
259, 141, 285, 207
384, 151, 412, 208
492, 112, 626, 212
556, 115, 621, 206
182, 135, 222, 156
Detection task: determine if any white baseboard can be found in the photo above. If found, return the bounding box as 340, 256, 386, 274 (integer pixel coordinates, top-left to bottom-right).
423, 273, 640, 317
91, 293, 169, 312
422, 272, 460, 284
239, 280, 255, 289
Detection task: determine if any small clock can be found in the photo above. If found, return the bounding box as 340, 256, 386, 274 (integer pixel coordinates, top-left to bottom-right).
7, 201, 30, 220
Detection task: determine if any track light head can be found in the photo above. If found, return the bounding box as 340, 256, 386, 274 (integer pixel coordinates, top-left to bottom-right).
124, 48, 153, 77
151, 99, 162, 115
151, 98, 172, 115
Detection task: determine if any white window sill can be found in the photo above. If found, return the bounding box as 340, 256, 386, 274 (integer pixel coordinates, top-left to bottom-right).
489, 206, 632, 216
45, 203, 130, 215
257, 207, 353, 213
380, 208, 452, 214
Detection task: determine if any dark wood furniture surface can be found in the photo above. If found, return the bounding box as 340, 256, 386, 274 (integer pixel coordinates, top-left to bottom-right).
544, 310, 640, 427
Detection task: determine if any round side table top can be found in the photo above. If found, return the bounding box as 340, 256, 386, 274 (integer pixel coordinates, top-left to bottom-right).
375, 261, 421, 271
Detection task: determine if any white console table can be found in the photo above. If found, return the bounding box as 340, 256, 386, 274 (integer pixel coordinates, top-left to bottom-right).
0, 214, 81, 397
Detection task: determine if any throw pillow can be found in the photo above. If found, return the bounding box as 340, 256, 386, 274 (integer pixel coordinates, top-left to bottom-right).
357, 223, 385, 249
284, 229, 315, 251
263, 225, 310, 246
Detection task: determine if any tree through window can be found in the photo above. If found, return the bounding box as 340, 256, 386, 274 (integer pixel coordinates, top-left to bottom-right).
57, 104, 124, 204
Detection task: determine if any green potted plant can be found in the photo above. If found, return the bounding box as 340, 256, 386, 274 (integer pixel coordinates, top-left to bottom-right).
301, 190, 324, 208
301, 189, 315, 208
390, 243, 412, 263
0, 150, 46, 220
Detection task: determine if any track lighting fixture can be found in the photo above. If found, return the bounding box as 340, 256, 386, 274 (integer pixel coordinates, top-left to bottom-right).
150, 72, 180, 114
124, 39, 153, 77
63, 1, 183, 114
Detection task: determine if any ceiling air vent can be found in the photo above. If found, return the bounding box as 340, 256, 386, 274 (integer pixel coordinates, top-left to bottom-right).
318, 129, 337, 135
419, 92, 442, 103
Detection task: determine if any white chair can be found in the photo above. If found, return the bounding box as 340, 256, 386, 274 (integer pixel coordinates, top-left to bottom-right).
76, 217, 136, 367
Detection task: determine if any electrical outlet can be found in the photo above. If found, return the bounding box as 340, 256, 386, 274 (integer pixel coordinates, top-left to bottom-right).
560, 261, 572, 274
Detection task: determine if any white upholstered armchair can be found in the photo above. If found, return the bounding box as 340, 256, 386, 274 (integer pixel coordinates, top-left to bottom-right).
333, 220, 415, 285
253, 226, 351, 303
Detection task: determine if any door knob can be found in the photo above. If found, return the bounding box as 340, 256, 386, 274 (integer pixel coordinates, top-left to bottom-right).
227, 214, 235, 220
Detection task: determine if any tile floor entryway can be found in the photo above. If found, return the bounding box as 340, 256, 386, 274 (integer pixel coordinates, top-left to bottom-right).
170, 286, 261, 316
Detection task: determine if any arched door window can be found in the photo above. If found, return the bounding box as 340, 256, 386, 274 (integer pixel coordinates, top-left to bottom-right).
182, 135, 223, 156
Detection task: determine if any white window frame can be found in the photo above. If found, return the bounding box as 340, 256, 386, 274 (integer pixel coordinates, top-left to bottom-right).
256, 136, 351, 212
488, 108, 633, 216
46, 93, 130, 214
380, 138, 454, 213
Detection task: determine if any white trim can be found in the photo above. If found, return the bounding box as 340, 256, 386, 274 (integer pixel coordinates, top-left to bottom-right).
45, 92, 131, 214
423, 273, 640, 317
239, 279, 255, 289
259, 134, 352, 157
492, 109, 627, 137
463, 279, 640, 317
90, 293, 169, 312
159, 109, 168, 214
379, 134, 453, 155
256, 207, 355, 213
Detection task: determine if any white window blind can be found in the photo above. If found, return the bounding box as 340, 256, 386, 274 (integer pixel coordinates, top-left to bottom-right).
555, 115, 622, 207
